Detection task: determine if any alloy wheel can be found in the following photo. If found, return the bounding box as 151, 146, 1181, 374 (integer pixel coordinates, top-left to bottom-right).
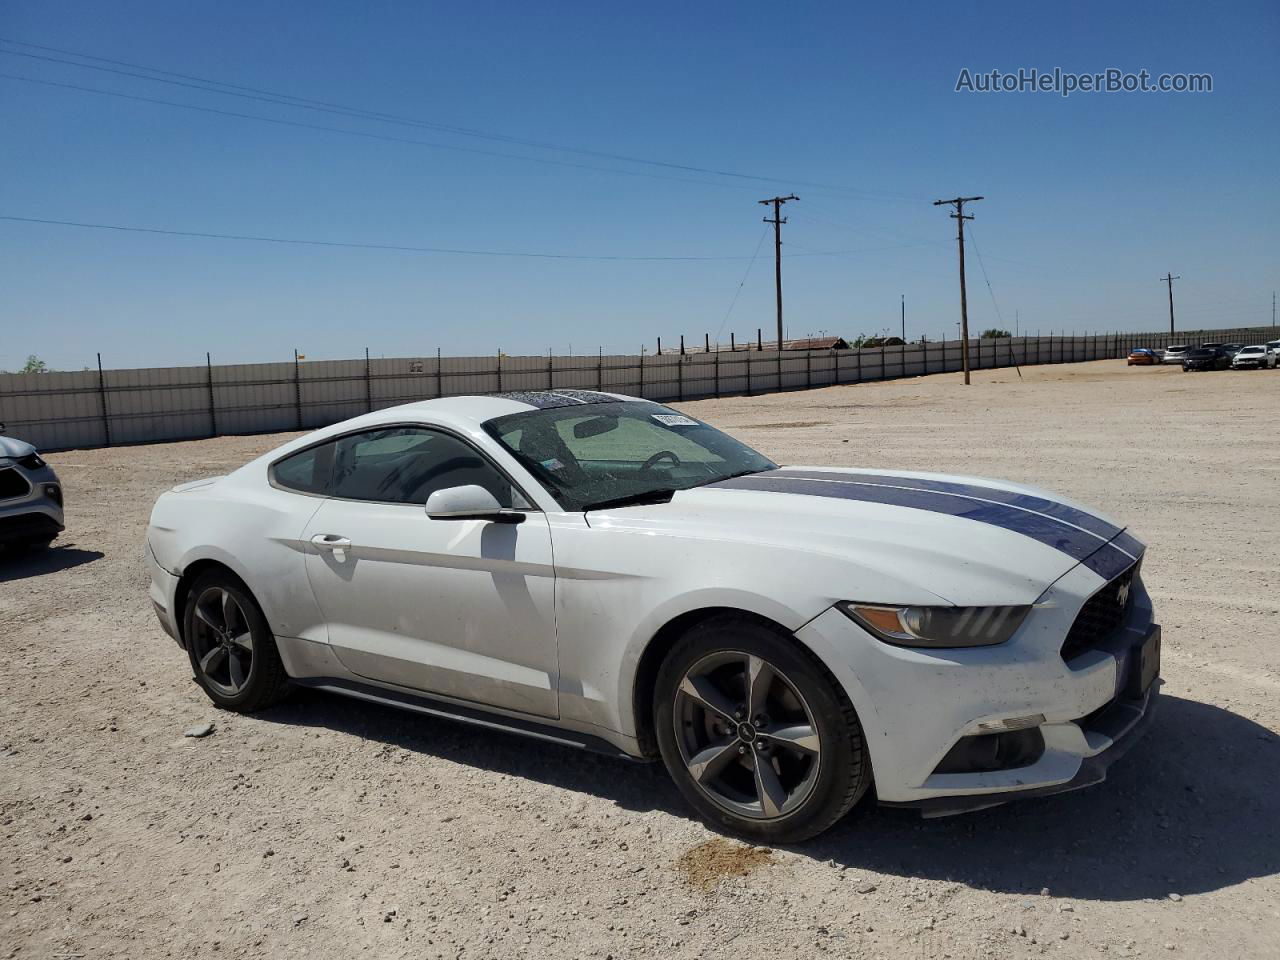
190, 586, 254, 697
673, 651, 822, 819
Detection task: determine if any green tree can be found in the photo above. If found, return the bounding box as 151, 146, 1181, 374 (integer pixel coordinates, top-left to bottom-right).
21, 355, 48, 373
979, 328, 1013, 339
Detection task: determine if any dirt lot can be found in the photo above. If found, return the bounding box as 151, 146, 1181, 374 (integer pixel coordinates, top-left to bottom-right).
3, 359, 1278, 960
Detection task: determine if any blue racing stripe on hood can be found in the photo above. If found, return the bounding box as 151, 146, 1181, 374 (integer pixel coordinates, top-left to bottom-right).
771, 469, 1125, 542
709, 471, 1136, 579
1080, 543, 1139, 580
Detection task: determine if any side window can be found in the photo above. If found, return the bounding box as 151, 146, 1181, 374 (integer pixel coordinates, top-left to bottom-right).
272, 442, 334, 494
329, 427, 514, 506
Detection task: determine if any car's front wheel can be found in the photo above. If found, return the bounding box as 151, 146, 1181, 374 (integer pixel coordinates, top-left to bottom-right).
654, 615, 871, 843
183, 570, 290, 712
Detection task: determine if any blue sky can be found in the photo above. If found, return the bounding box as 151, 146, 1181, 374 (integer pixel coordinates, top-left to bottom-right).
1, 1, 1276, 370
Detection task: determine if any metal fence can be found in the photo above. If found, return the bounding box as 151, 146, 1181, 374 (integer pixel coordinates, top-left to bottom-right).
3, 324, 1276, 451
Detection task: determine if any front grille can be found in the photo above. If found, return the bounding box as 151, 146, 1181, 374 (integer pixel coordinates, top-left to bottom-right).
1061, 562, 1137, 662
0, 467, 31, 500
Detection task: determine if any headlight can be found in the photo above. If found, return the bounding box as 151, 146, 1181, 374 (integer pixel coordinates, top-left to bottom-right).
836, 602, 1031, 648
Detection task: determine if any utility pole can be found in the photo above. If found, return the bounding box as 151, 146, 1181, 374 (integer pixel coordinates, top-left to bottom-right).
1160, 273, 1180, 335
900, 294, 905, 341
933, 195, 983, 384
759, 195, 798, 350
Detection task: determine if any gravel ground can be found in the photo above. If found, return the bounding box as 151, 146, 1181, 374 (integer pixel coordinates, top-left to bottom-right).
2, 359, 1278, 960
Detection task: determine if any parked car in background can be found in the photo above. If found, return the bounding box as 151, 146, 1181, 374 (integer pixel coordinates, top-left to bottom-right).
1182, 348, 1232, 372
1127, 348, 1160, 366
1230, 345, 1276, 370
1200, 342, 1225, 350
145, 391, 1159, 841
0, 424, 65, 553
1161, 344, 1191, 365
1221, 343, 1244, 357
1266, 340, 1280, 363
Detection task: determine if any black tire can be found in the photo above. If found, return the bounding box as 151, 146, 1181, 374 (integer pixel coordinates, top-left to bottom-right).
653, 615, 870, 843
182, 570, 291, 712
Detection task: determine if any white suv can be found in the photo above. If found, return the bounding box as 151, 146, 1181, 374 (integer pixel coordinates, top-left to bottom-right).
1231, 345, 1275, 370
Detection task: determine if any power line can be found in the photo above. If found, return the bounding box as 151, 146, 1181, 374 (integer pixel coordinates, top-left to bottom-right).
715, 227, 770, 343
776, 238, 949, 258
965, 222, 1021, 377
0, 72, 755, 190
0, 214, 764, 261
0, 37, 917, 200
785, 202, 947, 247
963, 222, 1006, 330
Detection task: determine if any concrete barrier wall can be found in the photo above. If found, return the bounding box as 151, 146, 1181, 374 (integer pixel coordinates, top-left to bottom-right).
3, 325, 1276, 450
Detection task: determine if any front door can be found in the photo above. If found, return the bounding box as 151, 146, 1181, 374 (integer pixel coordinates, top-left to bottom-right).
300, 426, 558, 718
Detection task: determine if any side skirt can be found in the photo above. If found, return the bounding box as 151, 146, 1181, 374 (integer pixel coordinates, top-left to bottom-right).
290, 676, 645, 762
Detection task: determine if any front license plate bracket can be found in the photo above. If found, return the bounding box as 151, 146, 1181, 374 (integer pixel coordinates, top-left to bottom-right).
1127, 625, 1161, 699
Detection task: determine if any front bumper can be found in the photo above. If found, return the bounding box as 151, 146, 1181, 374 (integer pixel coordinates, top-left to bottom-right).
145, 540, 183, 644
885, 682, 1158, 816
794, 561, 1159, 809
0, 462, 64, 545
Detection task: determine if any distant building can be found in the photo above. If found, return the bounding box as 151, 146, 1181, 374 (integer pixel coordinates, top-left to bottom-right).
779, 336, 850, 351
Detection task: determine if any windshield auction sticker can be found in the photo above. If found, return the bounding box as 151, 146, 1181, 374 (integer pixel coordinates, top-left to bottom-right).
652, 414, 698, 427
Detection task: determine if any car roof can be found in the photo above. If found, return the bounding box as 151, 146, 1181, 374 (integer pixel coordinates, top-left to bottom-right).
319, 391, 645, 435
390, 390, 638, 422
244, 390, 647, 469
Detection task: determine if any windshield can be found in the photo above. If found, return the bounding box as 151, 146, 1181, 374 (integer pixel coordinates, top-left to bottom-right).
483, 400, 775, 511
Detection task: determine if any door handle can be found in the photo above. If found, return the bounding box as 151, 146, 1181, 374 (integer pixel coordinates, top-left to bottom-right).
310, 534, 352, 561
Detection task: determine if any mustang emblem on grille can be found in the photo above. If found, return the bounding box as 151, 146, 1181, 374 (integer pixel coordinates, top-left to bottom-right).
1116, 580, 1131, 608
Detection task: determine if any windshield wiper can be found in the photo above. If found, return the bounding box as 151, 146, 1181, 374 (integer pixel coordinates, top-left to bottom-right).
582, 488, 678, 512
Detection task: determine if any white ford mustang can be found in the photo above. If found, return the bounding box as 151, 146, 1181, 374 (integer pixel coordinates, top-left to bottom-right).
146, 390, 1160, 841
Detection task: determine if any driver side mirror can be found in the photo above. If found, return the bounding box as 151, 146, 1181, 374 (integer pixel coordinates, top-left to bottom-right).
425, 485, 525, 524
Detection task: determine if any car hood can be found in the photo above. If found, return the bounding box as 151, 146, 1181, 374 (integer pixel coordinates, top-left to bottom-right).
586, 466, 1141, 606
0, 435, 38, 460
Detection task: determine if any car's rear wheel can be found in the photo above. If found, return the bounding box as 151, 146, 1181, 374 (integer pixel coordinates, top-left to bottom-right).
654, 615, 870, 843
183, 570, 290, 712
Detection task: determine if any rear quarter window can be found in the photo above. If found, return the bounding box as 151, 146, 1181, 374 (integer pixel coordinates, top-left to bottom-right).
272, 443, 334, 494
